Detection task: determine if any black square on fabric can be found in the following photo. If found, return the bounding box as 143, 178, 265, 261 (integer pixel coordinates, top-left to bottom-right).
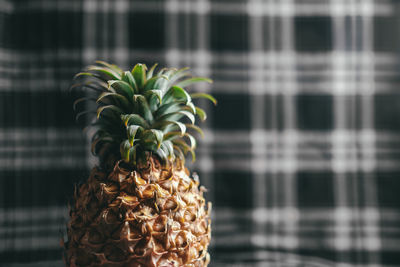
210, 14, 249, 51
214, 171, 253, 208
11, 11, 82, 50
295, 17, 332, 52
381, 252, 400, 265
129, 13, 165, 49
297, 172, 334, 207
0, 169, 87, 208
296, 94, 333, 130
0, 13, 12, 48
211, 93, 250, 130
375, 95, 400, 130
374, 16, 400, 52
376, 172, 400, 207
177, 14, 199, 50
0, 92, 76, 127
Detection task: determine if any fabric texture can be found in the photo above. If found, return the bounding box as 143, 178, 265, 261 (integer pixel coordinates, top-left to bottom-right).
1, 0, 400, 266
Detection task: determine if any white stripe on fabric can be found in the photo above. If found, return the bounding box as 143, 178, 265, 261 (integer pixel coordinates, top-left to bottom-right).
2, 0, 392, 16
0, 0, 14, 13
0, 50, 399, 94
2, 129, 400, 171
0, 128, 87, 170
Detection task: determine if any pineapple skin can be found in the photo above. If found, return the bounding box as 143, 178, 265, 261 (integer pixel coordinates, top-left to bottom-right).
64, 157, 211, 267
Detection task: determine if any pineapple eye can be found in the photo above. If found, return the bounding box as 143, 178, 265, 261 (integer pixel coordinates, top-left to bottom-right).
153, 221, 166, 232
163, 197, 178, 210
104, 244, 127, 262
88, 229, 104, 244
184, 210, 197, 222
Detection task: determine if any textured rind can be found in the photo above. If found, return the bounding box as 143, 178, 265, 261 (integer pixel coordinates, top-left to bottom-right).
64, 158, 211, 267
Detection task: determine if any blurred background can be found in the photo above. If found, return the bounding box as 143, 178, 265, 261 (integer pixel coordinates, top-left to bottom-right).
1, 0, 400, 266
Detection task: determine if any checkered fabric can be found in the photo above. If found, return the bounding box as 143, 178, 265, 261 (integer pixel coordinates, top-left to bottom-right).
1, 0, 400, 266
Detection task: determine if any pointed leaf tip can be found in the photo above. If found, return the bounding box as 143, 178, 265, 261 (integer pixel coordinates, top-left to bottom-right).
147, 63, 158, 79
176, 77, 213, 88
132, 63, 147, 90
149, 129, 163, 149
191, 93, 217, 105
195, 107, 207, 121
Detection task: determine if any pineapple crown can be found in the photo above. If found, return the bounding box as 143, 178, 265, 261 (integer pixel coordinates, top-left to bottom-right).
72, 61, 216, 166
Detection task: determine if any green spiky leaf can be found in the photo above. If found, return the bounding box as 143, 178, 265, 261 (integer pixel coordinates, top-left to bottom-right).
97, 105, 123, 119
129, 145, 139, 164
147, 63, 158, 80
76, 110, 95, 122
122, 71, 138, 93
162, 140, 174, 157
108, 80, 134, 101
185, 124, 204, 137
176, 77, 212, 88
121, 114, 149, 128
163, 86, 191, 105
195, 107, 207, 121
154, 120, 186, 135
97, 92, 130, 110
168, 67, 190, 84
127, 125, 142, 146
87, 65, 121, 80
186, 102, 196, 114
173, 144, 185, 161
163, 131, 183, 141
132, 64, 147, 90
144, 76, 169, 92
154, 102, 181, 118
145, 89, 163, 105
156, 110, 195, 125
178, 110, 195, 124
71, 61, 216, 165
149, 129, 163, 149
191, 93, 217, 105
73, 97, 96, 110
185, 133, 196, 150
134, 95, 154, 123
120, 140, 131, 161
95, 61, 123, 75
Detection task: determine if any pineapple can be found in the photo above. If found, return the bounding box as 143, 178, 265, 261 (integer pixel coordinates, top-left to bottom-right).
63, 61, 216, 266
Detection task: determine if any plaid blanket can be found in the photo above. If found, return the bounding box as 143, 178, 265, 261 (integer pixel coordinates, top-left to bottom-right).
1, 0, 400, 266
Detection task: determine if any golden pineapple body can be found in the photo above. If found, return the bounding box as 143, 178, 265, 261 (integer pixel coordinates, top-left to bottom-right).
65, 158, 211, 267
